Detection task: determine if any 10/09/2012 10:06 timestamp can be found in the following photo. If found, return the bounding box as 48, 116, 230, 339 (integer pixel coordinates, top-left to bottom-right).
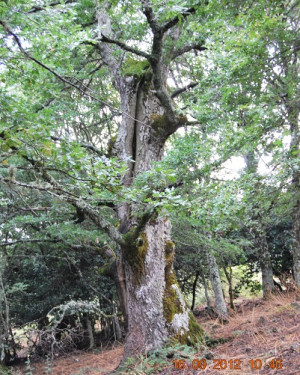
173, 358, 283, 371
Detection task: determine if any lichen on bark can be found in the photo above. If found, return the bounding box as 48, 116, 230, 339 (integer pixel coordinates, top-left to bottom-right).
163, 239, 204, 347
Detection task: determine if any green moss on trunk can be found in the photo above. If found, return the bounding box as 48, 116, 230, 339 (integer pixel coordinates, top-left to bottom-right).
150, 114, 167, 132
187, 312, 205, 346
123, 230, 148, 283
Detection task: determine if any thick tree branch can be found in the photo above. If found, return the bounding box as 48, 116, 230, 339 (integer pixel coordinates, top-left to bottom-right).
96, 6, 121, 80
171, 82, 198, 98
171, 43, 207, 60
100, 35, 151, 59
27, 0, 76, 14
140, 0, 161, 33
140, 2, 204, 127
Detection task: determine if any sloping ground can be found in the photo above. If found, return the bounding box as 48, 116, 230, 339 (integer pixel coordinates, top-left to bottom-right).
189, 293, 300, 375
13, 292, 300, 375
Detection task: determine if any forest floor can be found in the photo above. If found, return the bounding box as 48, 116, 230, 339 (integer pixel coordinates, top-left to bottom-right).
13, 291, 300, 375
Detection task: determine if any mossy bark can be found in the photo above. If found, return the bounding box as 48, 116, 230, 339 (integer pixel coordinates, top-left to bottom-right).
163, 240, 204, 346
122, 219, 203, 358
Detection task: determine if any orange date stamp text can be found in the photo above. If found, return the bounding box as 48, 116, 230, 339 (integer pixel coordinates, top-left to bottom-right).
173, 358, 283, 371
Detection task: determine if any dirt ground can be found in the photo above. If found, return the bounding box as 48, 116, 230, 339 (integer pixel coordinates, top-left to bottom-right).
13, 292, 300, 375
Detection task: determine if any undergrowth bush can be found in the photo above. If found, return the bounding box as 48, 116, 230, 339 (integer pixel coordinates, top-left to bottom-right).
115, 344, 197, 374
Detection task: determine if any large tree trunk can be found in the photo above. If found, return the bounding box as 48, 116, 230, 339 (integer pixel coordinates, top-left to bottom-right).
205, 250, 228, 321
95, 4, 205, 359
113, 78, 203, 358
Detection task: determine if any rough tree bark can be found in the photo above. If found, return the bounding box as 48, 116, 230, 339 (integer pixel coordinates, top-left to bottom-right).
95, 2, 205, 358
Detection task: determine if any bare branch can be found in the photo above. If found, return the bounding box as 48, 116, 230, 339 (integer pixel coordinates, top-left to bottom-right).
19, 207, 52, 212
140, 2, 204, 127
141, 0, 161, 32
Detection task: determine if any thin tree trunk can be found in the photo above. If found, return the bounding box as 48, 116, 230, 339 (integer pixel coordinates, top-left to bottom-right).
199, 267, 211, 309
288, 105, 300, 286
0, 272, 11, 365
278, 33, 300, 286
223, 266, 234, 309
292, 200, 300, 286
205, 250, 228, 321
258, 232, 275, 298
244, 151, 276, 298
113, 316, 122, 341
191, 272, 199, 311
85, 318, 94, 350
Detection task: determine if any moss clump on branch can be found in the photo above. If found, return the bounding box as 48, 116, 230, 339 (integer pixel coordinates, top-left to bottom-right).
178, 114, 188, 125
150, 114, 167, 132
122, 58, 151, 78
